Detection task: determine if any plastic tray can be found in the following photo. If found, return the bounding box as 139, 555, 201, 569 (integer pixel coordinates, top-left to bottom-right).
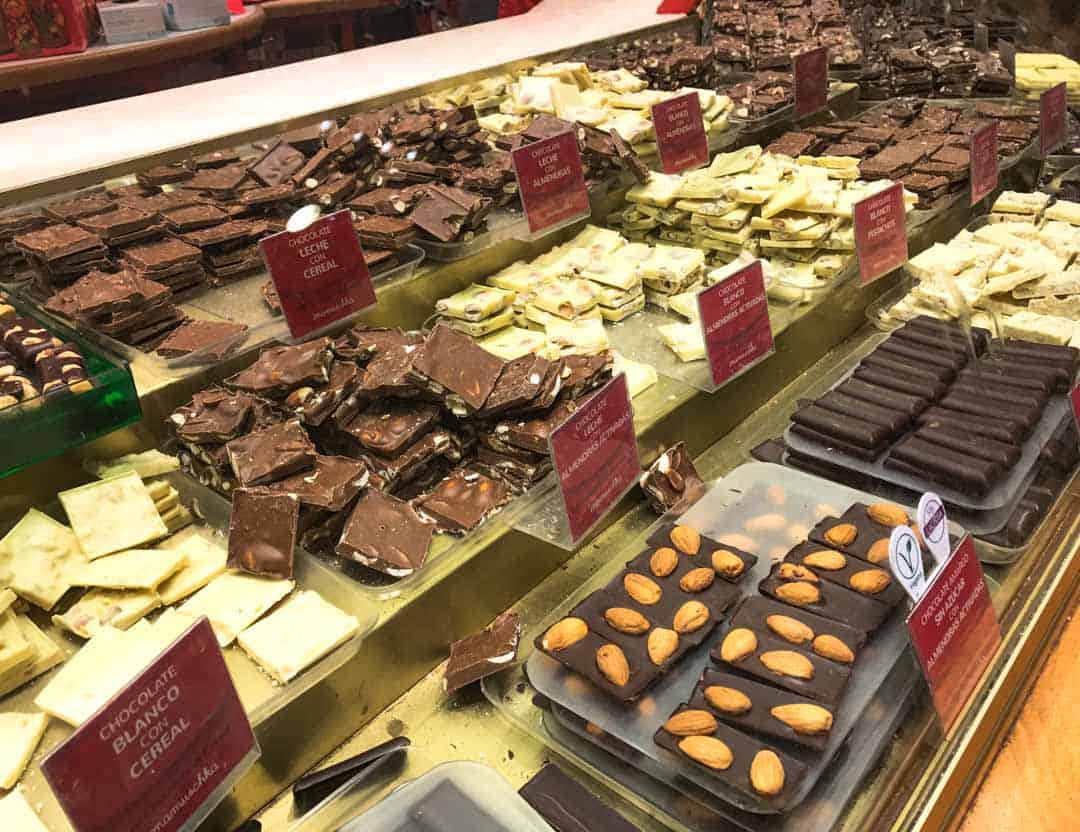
0, 294, 141, 478
515, 462, 943, 815
22, 245, 425, 372
335, 761, 551, 832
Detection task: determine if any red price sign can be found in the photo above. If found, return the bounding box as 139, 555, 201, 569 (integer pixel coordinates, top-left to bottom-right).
854, 182, 908, 284
794, 47, 828, 118
906, 536, 1001, 733
970, 120, 999, 205
549, 373, 639, 544
512, 130, 590, 236
1040, 82, 1067, 157
651, 92, 709, 174
42, 618, 258, 832
259, 209, 376, 340
696, 259, 774, 388
1070, 383, 1080, 431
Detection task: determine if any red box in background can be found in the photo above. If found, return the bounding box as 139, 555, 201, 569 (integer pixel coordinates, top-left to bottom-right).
0, 0, 93, 62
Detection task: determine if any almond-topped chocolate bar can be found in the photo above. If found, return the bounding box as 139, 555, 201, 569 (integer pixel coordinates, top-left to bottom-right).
782, 542, 907, 608
225, 419, 316, 487
226, 338, 333, 398
336, 489, 434, 577
417, 466, 511, 533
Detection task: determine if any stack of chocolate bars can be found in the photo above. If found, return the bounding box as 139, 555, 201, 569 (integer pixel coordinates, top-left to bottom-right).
168, 327, 613, 578
0, 210, 48, 281
0, 302, 92, 410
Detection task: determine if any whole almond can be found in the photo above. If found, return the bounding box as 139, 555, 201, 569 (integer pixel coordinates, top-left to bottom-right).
867, 502, 909, 527
750, 750, 785, 796
596, 644, 630, 686
604, 607, 650, 635
542, 617, 588, 651
648, 628, 679, 665
711, 549, 746, 578
674, 600, 709, 634
813, 634, 855, 664
680, 567, 716, 593
778, 563, 818, 583
770, 703, 833, 735
776, 581, 820, 606
664, 709, 718, 736
720, 627, 758, 662
678, 735, 733, 770
824, 523, 858, 548
802, 550, 846, 571
760, 650, 815, 680
650, 547, 679, 577
867, 538, 890, 565
850, 568, 891, 595
670, 525, 701, 555
766, 614, 814, 645
704, 685, 752, 714
624, 572, 662, 605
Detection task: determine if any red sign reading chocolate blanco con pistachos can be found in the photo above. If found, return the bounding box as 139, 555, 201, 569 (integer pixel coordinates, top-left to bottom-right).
512, 130, 590, 236
906, 536, 1000, 734
652, 92, 709, 174
697, 259, 773, 388
1040, 82, 1067, 157
43, 618, 258, 832
549, 373, 639, 544
260, 209, 376, 340
970, 120, 999, 206
854, 182, 908, 285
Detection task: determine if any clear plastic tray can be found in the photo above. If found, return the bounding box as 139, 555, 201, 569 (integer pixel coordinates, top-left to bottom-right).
502, 462, 950, 815
20, 245, 425, 372
781, 355, 1070, 512
0, 294, 141, 478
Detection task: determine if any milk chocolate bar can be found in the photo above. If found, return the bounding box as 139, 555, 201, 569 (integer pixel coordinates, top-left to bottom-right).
226, 419, 316, 487
227, 489, 299, 579
336, 489, 434, 576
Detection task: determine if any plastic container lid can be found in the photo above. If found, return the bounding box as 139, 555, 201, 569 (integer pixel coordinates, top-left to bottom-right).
338, 761, 553, 832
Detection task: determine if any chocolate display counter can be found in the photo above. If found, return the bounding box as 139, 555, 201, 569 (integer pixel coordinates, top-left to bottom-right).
0, 5, 1077, 832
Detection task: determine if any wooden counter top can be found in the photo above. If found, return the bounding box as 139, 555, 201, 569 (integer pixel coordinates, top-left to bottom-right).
0, 0, 685, 204
0, 9, 265, 94
259, 0, 398, 20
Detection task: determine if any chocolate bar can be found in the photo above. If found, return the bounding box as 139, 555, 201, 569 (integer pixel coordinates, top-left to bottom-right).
227, 489, 299, 579
336, 489, 434, 576
225, 419, 316, 486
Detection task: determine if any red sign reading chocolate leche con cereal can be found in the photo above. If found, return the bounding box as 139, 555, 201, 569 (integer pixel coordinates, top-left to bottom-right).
549, 373, 639, 544
906, 536, 1000, 733
696, 259, 774, 388
260, 209, 376, 340
512, 131, 590, 236
970, 121, 999, 206
42, 618, 258, 832
854, 182, 908, 284
652, 92, 709, 174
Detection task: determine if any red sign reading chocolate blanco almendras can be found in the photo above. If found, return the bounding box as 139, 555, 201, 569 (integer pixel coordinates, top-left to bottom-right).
260, 209, 376, 340
970, 120, 999, 206
906, 536, 1000, 734
43, 618, 258, 832
854, 182, 908, 284
1040, 82, 1067, 157
652, 92, 709, 174
512, 130, 590, 236
549, 373, 639, 544
697, 259, 773, 388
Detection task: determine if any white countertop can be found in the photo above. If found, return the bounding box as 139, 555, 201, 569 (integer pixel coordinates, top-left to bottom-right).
0, 0, 685, 203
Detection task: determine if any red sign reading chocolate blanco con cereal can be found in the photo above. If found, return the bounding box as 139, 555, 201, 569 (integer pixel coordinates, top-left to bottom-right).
1040, 82, 1067, 157
42, 618, 258, 832
549, 373, 639, 544
652, 92, 709, 174
854, 182, 908, 285
970, 120, 999, 206
512, 130, 590, 236
260, 209, 376, 340
906, 536, 1000, 734
697, 259, 774, 388
794, 46, 828, 118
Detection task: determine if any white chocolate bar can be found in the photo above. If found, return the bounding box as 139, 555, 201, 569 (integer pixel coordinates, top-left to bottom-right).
53, 588, 161, 639
0, 712, 48, 789
59, 471, 168, 560
476, 326, 552, 361
0, 790, 48, 832
0, 508, 86, 610
0, 611, 32, 676
83, 449, 180, 480
179, 571, 294, 647
611, 353, 658, 398
71, 548, 188, 591
0, 615, 65, 698
435, 284, 515, 322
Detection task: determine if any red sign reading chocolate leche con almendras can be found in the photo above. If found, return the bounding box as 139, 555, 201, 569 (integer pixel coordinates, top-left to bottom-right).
512, 130, 590, 236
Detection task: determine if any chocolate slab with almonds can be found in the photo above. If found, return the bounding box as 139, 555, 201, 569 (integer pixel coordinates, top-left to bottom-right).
640, 442, 705, 515
417, 467, 511, 533
225, 419, 317, 487
474, 353, 562, 417
711, 624, 852, 705
728, 595, 867, 657
645, 523, 758, 582
808, 501, 914, 564
758, 562, 893, 634
227, 488, 300, 579
249, 140, 307, 187
155, 319, 248, 360
336, 488, 434, 577
171, 387, 256, 443
493, 398, 578, 455
226, 338, 333, 398
782, 542, 906, 607
408, 323, 506, 412
265, 454, 369, 512
344, 400, 441, 456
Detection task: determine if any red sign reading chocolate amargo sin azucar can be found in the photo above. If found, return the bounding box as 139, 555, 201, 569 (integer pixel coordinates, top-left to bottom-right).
42, 618, 258, 832
549, 373, 639, 544
512, 130, 590, 236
